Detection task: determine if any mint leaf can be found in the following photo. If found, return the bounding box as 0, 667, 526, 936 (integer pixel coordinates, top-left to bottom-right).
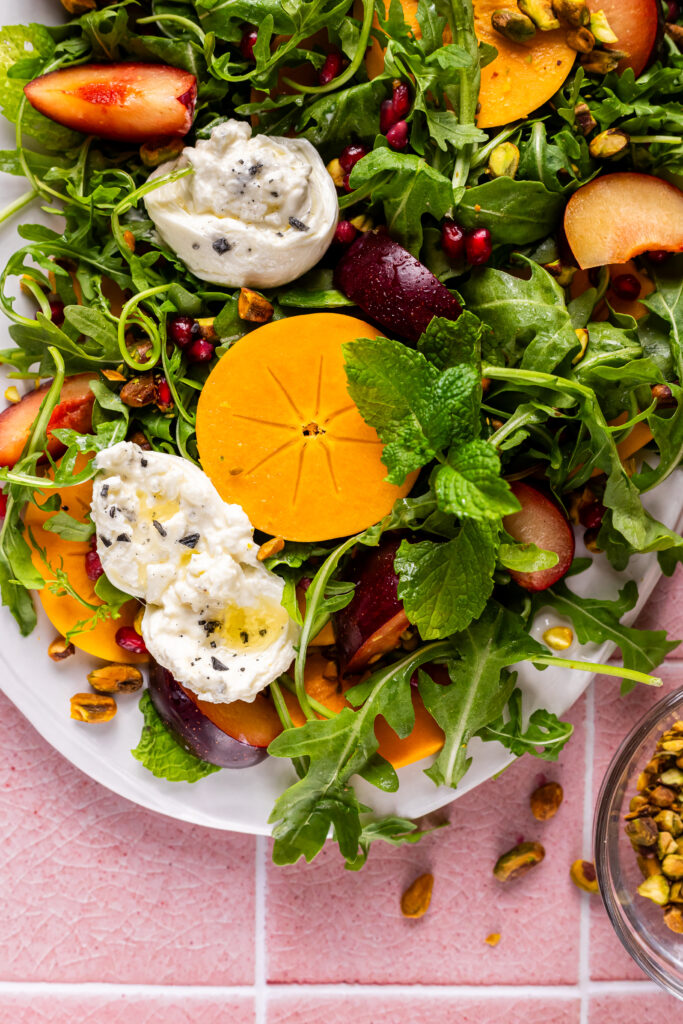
479, 687, 573, 760
462, 256, 579, 371
417, 311, 483, 371
395, 521, 499, 639
344, 336, 479, 485
418, 604, 545, 787
132, 692, 221, 783
434, 440, 520, 520
540, 578, 679, 693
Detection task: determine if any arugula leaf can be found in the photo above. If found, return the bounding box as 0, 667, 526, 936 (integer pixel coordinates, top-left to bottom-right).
345, 816, 444, 871
456, 178, 565, 245
478, 686, 573, 760
298, 79, 386, 150
418, 604, 546, 787
642, 256, 683, 382
268, 641, 455, 865
346, 148, 454, 255
461, 256, 580, 371
395, 521, 499, 639
132, 691, 221, 783
42, 510, 95, 543
538, 578, 679, 693
433, 440, 520, 520
344, 335, 480, 485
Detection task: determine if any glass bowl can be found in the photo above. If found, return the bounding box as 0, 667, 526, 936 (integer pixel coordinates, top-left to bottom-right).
594, 687, 683, 999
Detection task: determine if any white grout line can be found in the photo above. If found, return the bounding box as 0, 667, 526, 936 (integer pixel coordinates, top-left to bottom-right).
254, 834, 268, 1023
0, 981, 664, 999
578, 680, 596, 1024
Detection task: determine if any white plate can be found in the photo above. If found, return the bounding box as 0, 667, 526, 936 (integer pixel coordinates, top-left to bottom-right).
1, 2, 681, 836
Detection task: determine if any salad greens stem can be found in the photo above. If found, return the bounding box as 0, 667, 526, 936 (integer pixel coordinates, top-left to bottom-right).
137, 14, 206, 43
533, 654, 662, 688
280, 675, 337, 719
269, 678, 307, 778
294, 533, 359, 720
470, 126, 519, 170
0, 188, 38, 228
117, 285, 167, 371
282, 0, 375, 95
110, 166, 193, 263
629, 135, 682, 144
448, 0, 480, 194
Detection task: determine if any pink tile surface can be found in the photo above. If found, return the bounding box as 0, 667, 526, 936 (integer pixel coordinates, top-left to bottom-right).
589, 663, 683, 982
634, 567, 683, 652
589, 991, 682, 1020
0, 995, 254, 1024
0, 692, 256, 985
268, 994, 581, 1023
266, 701, 586, 985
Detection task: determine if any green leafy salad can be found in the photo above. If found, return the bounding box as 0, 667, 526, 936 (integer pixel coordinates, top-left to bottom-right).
0, 0, 683, 869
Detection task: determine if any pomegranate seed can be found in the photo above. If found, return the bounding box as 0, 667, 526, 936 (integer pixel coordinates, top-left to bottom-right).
386, 120, 409, 150
240, 28, 258, 61
334, 220, 358, 245
157, 378, 172, 407
580, 503, 605, 530
342, 171, 352, 193
611, 273, 641, 301
49, 298, 65, 326
441, 221, 466, 263
380, 98, 398, 134
187, 339, 215, 363
647, 249, 671, 264
168, 314, 199, 349
0, 492, 7, 518
465, 227, 493, 266
392, 81, 411, 119
85, 548, 104, 582
339, 144, 368, 173
115, 627, 148, 655
666, 0, 680, 20
319, 50, 342, 85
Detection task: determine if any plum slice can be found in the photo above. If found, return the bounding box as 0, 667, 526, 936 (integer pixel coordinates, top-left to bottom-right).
503, 482, 575, 592
334, 535, 409, 674
148, 661, 268, 768
586, 0, 662, 78
24, 63, 196, 142
334, 231, 461, 342
0, 372, 96, 468
564, 174, 683, 270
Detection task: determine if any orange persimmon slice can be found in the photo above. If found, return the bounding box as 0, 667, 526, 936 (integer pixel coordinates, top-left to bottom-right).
25, 458, 145, 663
196, 313, 416, 542
363, 0, 575, 129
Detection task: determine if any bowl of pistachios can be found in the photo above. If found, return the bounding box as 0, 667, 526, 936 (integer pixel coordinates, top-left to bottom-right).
595, 688, 683, 998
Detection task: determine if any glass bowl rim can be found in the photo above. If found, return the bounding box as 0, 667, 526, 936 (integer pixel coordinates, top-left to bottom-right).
593, 686, 683, 1000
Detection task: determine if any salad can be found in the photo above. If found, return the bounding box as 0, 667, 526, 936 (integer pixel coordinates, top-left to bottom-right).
0, 0, 682, 870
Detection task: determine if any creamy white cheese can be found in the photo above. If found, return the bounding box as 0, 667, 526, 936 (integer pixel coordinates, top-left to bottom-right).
144, 119, 338, 289
91, 442, 300, 704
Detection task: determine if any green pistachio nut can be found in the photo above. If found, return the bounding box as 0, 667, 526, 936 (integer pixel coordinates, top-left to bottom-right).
543, 259, 577, 287
574, 102, 597, 135
590, 9, 619, 43
493, 841, 545, 881
637, 873, 670, 906
657, 831, 679, 859
551, 0, 590, 26
660, 767, 683, 787
664, 905, 683, 934
566, 26, 595, 52
662, 854, 683, 880
488, 142, 520, 179
655, 810, 683, 838
580, 49, 628, 74
625, 815, 659, 848
589, 128, 629, 159
518, 0, 560, 30
491, 8, 537, 42
140, 138, 185, 169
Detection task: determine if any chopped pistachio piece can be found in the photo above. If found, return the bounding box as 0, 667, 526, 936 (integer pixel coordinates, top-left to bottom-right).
551, 0, 589, 26
637, 873, 670, 906
518, 0, 560, 29
488, 142, 520, 179
491, 8, 537, 42
662, 854, 683, 880
589, 9, 618, 43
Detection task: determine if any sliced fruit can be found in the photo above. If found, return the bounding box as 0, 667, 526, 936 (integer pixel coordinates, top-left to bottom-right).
24, 63, 196, 142
334, 231, 461, 342
196, 313, 417, 541
374, 665, 448, 768
334, 535, 409, 674
503, 481, 575, 591
0, 372, 96, 468
149, 661, 268, 767
25, 457, 145, 663
586, 0, 661, 77
363, 0, 575, 129
564, 173, 683, 270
